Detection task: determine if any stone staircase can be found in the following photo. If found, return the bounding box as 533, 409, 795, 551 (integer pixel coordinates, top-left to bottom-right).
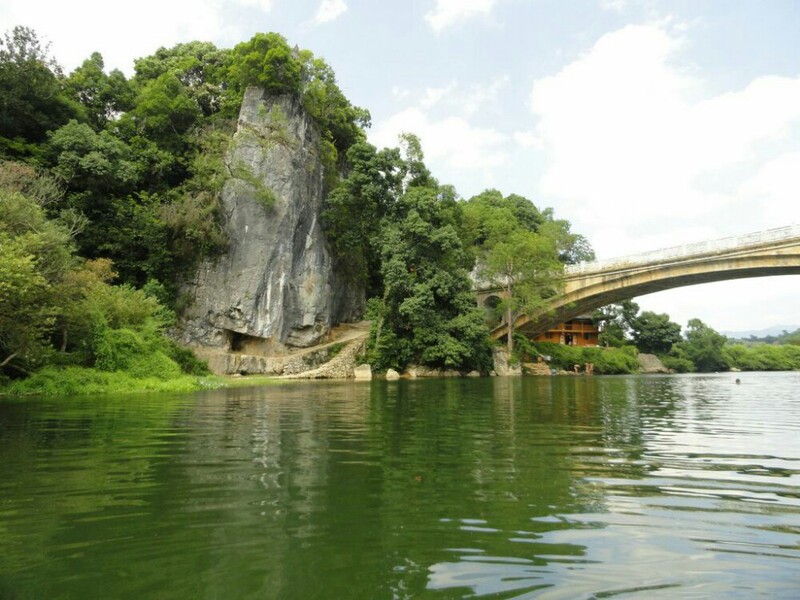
282, 336, 368, 379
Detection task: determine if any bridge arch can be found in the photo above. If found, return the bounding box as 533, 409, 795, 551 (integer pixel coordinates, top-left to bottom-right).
489, 225, 800, 340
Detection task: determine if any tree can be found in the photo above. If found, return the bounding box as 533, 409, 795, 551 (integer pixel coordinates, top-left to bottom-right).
630, 310, 682, 354
322, 141, 403, 296
46, 120, 170, 287
0, 26, 81, 156
228, 33, 302, 97
592, 300, 640, 347
66, 52, 135, 130
481, 228, 563, 353
48, 120, 141, 194
133, 41, 231, 117
369, 186, 491, 371
298, 52, 369, 158
128, 72, 201, 154
0, 183, 79, 375
672, 318, 728, 372
463, 191, 569, 354
0, 233, 53, 372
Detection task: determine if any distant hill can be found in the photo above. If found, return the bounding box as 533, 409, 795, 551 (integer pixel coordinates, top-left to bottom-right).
723, 325, 800, 340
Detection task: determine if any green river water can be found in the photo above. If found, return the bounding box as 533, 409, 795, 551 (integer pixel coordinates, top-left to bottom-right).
1, 372, 799, 599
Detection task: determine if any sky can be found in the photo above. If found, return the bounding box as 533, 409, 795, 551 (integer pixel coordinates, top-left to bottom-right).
2, 0, 799, 334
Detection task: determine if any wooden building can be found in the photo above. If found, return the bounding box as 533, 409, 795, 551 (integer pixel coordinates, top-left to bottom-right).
533, 315, 599, 347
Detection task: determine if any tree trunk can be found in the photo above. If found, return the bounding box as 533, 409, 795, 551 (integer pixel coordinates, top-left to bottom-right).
507, 307, 514, 354
0, 352, 19, 368
506, 279, 514, 355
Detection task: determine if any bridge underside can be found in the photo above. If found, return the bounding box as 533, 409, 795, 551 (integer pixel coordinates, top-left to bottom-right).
492, 249, 800, 340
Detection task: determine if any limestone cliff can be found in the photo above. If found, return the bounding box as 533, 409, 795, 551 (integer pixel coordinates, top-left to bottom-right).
179, 87, 362, 353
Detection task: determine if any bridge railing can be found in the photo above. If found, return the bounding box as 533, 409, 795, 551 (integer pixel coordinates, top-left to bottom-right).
566, 224, 800, 276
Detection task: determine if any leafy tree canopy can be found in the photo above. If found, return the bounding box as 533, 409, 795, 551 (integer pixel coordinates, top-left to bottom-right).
462, 190, 587, 353
0, 26, 82, 156
66, 52, 135, 131
671, 318, 729, 373
592, 300, 640, 347
630, 310, 682, 354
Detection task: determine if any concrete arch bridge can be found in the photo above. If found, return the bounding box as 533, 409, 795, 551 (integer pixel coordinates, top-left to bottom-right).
479, 225, 800, 341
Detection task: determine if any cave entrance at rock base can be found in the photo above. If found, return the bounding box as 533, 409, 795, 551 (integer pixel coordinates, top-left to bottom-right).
227, 330, 266, 354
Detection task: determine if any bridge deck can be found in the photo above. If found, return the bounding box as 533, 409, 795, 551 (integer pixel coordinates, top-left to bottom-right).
566, 224, 800, 276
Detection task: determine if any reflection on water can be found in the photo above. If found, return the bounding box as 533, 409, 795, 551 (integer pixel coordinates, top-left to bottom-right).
1, 373, 799, 598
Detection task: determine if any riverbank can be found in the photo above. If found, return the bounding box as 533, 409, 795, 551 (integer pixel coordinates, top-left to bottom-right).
0, 366, 289, 397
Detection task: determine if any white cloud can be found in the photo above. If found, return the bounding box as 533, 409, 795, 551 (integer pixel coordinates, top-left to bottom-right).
371, 107, 508, 170
313, 0, 348, 24
232, 0, 275, 10
460, 75, 509, 115
391, 86, 412, 101
420, 82, 458, 108
599, 0, 632, 12
738, 152, 800, 225
399, 77, 508, 114
525, 23, 800, 259
373, 75, 511, 173
513, 131, 542, 149
425, 0, 498, 32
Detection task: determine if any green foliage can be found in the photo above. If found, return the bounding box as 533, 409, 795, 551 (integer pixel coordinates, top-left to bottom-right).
0, 187, 76, 281
464, 189, 571, 353
66, 52, 135, 130
732, 327, 800, 346
48, 120, 141, 193
0, 183, 80, 374
659, 354, 695, 373
781, 330, 800, 345
230, 161, 277, 210
671, 318, 728, 372
229, 32, 301, 96
631, 310, 682, 354
367, 183, 493, 372
0, 26, 82, 157
129, 72, 202, 154
160, 125, 232, 267
0, 181, 208, 386
528, 341, 640, 375
0, 232, 54, 372
299, 52, 369, 157
463, 189, 594, 265
133, 41, 231, 117
592, 300, 640, 347
2, 365, 216, 396
164, 340, 212, 375
323, 142, 404, 294
0, 160, 63, 205
723, 343, 800, 371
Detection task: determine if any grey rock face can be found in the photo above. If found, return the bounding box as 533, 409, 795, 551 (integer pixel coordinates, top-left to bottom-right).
180, 87, 362, 351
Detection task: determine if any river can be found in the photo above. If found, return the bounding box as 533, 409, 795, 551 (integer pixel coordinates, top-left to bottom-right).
1, 372, 799, 598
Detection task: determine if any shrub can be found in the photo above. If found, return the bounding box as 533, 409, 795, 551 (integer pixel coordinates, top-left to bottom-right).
530, 341, 639, 374
660, 355, 694, 373
164, 340, 211, 375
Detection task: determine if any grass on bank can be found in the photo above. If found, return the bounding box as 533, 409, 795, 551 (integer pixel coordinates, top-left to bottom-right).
0, 364, 284, 397
1, 366, 220, 396
515, 336, 640, 375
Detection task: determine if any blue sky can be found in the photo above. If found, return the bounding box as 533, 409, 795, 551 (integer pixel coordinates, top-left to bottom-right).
3, 0, 799, 333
